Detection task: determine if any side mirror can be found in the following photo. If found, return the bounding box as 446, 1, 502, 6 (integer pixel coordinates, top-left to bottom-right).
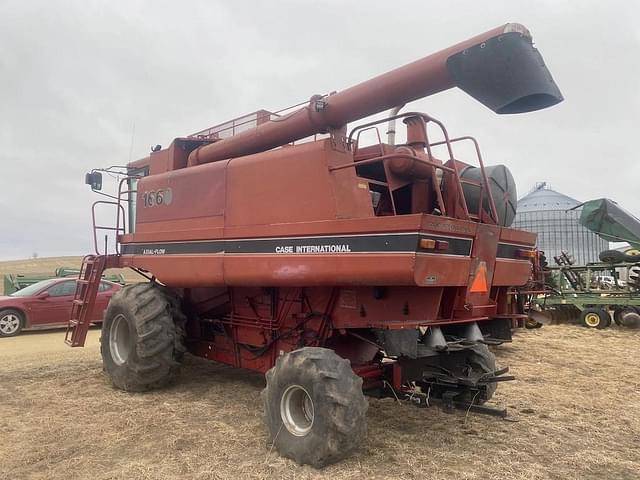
85, 171, 103, 191
38, 292, 50, 299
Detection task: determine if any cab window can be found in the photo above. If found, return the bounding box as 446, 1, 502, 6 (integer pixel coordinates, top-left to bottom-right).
127, 166, 149, 233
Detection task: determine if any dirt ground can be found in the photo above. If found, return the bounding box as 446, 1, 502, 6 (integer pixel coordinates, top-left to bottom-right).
0, 325, 638, 480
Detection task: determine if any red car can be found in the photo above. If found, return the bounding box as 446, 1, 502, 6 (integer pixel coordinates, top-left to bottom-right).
0, 278, 121, 337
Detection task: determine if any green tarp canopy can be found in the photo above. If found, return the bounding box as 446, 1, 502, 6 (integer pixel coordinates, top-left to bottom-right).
579, 198, 640, 249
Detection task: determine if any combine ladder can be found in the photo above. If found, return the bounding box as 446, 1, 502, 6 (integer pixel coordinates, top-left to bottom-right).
64, 255, 107, 347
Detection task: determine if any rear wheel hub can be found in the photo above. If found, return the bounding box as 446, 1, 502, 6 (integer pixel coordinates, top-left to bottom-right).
280, 384, 315, 437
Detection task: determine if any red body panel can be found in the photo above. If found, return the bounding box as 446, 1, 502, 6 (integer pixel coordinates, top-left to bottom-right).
113, 133, 535, 372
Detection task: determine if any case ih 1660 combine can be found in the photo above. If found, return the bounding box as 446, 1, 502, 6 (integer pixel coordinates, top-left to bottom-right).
69, 23, 562, 467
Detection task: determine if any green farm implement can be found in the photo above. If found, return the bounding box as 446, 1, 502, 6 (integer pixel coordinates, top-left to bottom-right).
530, 252, 640, 328
528, 198, 640, 328
2, 267, 125, 295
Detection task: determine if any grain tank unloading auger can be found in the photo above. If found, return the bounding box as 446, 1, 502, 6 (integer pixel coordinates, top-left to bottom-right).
70, 23, 562, 467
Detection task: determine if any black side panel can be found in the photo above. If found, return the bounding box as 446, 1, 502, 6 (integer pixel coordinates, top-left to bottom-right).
446, 32, 563, 114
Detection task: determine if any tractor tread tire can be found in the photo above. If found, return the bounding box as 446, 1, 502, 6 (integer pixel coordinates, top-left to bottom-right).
262, 347, 367, 468
101, 283, 186, 392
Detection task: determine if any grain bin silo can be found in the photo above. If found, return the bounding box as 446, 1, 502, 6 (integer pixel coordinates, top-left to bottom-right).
513, 183, 608, 265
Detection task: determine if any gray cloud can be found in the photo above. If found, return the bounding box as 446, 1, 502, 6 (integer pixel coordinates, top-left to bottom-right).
1, 0, 638, 259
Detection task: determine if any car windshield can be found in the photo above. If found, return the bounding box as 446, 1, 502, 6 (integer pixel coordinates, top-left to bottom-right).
9, 279, 60, 297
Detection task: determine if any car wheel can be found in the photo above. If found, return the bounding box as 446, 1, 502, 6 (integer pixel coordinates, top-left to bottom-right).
0, 309, 23, 337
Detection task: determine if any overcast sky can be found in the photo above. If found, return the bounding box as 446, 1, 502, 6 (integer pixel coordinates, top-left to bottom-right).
1, 0, 638, 260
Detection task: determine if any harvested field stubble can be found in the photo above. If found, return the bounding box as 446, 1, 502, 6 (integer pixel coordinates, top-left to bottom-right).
0, 325, 639, 480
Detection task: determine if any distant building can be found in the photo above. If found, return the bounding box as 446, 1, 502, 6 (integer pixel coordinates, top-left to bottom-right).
513, 183, 608, 265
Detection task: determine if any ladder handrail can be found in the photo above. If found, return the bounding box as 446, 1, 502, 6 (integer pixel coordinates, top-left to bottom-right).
422, 115, 471, 221
91, 201, 126, 255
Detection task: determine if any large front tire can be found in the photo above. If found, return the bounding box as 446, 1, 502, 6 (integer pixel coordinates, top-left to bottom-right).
101, 283, 186, 392
262, 347, 368, 468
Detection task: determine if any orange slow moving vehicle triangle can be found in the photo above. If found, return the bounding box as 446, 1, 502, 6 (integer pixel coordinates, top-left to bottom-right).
470, 261, 489, 293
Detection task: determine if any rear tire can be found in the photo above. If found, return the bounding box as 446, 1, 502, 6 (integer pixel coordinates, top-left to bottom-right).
262, 347, 367, 468
455, 344, 497, 404
0, 309, 23, 337
431, 344, 498, 405
101, 283, 186, 392
580, 308, 610, 329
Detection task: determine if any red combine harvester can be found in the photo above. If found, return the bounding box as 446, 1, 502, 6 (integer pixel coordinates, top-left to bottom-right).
70, 23, 562, 467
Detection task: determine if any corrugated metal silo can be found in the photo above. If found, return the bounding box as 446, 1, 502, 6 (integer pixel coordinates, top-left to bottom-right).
513, 183, 608, 265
